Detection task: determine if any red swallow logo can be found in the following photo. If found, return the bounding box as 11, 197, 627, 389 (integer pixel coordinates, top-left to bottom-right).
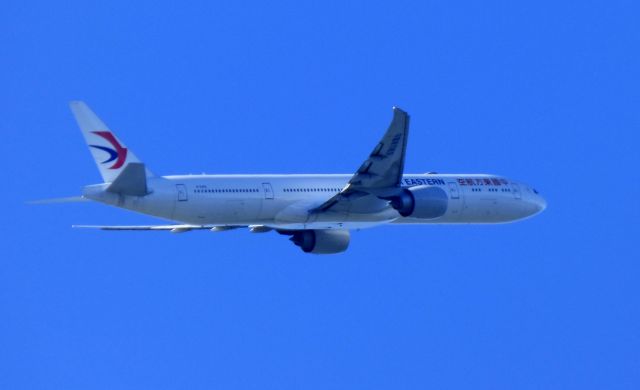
89, 131, 128, 169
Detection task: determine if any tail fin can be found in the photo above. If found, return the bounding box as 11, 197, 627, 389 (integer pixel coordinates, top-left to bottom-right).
70, 101, 151, 183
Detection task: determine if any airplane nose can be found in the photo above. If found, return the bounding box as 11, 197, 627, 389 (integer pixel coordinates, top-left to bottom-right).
534, 195, 547, 213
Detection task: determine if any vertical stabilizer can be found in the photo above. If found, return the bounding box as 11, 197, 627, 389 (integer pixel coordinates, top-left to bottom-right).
70, 101, 150, 183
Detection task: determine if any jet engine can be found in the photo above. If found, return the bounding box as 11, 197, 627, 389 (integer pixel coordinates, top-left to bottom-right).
289, 229, 350, 254
384, 185, 448, 219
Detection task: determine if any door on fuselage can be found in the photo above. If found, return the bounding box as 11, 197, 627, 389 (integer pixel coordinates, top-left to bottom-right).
511, 183, 522, 199
448, 182, 460, 199
176, 184, 188, 201
447, 182, 461, 215
262, 182, 274, 200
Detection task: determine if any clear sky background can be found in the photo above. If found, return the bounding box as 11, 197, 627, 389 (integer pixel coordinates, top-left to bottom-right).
1, 1, 639, 389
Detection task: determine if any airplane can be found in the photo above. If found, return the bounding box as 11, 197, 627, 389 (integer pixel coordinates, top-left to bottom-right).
43, 101, 546, 254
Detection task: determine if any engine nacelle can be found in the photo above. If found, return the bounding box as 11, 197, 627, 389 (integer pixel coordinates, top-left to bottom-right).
290, 229, 350, 254
387, 185, 448, 219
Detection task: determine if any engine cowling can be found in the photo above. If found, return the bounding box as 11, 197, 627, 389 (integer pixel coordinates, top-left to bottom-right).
387, 185, 448, 219
290, 229, 350, 254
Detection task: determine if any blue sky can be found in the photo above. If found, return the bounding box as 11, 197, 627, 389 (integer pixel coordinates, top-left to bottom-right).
1, 1, 639, 389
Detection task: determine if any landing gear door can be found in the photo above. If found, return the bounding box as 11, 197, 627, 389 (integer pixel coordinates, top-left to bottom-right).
176, 184, 188, 201
262, 182, 274, 200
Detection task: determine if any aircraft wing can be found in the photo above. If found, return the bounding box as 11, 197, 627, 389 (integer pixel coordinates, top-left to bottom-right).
312, 107, 410, 213
73, 224, 245, 233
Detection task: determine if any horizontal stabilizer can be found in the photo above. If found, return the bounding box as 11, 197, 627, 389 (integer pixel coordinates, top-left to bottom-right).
107, 162, 148, 196
27, 196, 89, 205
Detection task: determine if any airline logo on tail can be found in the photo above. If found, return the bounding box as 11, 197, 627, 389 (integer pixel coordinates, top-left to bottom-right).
89, 131, 128, 169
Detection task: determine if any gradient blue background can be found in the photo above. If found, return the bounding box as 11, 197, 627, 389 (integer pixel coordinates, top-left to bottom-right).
2, 1, 639, 388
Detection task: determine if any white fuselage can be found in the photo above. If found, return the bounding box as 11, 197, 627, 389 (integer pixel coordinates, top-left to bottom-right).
83, 173, 546, 230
